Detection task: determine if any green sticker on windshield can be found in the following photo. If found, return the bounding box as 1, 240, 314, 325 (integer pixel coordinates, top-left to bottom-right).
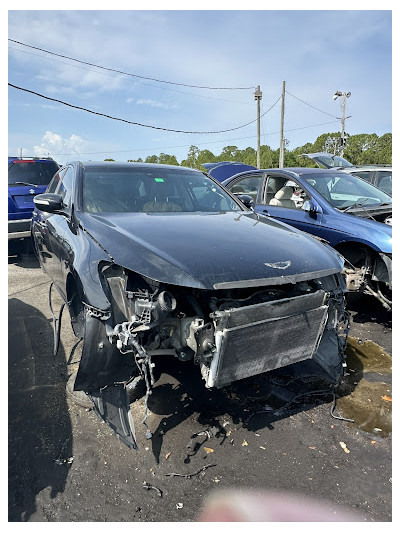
154, 178, 164, 182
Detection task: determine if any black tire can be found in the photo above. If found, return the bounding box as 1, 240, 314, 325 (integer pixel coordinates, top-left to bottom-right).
66, 370, 94, 409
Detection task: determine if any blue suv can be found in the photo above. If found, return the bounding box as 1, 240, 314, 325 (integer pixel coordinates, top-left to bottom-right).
8, 157, 59, 240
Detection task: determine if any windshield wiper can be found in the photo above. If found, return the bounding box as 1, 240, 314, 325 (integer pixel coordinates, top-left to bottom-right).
14, 181, 38, 188
341, 198, 369, 212
341, 198, 377, 221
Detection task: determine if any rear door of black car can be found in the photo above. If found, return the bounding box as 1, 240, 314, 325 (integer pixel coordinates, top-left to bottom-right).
33, 168, 66, 278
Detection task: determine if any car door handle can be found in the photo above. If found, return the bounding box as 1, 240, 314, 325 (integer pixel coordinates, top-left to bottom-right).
261, 209, 270, 215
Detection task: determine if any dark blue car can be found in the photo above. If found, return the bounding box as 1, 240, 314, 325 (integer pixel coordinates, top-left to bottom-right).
8, 157, 59, 240
218, 165, 392, 309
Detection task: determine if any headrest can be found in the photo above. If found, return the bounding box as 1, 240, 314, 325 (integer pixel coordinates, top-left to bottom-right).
275, 186, 294, 200
150, 179, 174, 195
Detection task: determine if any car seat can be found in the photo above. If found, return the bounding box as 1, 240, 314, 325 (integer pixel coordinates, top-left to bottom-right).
142, 179, 182, 212
269, 186, 296, 208
84, 181, 121, 212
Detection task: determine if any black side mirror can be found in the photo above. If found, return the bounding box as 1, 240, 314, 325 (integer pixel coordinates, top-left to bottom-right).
34, 193, 64, 213
237, 194, 254, 209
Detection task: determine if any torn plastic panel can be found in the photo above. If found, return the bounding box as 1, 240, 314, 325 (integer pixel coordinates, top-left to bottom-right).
74, 263, 348, 449
89, 384, 138, 450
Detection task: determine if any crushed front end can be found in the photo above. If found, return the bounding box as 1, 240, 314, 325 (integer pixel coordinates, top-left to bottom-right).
74, 263, 349, 449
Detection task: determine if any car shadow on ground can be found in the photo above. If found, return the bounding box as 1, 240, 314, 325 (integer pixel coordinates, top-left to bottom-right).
8, 241, 40, 269
8, 298, 72, 521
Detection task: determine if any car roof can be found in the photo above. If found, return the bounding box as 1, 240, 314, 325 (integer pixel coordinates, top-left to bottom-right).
343, 165, 392, 170
264, 167, 342, 176
8, 156, 57, 163
67, 161, 205, 172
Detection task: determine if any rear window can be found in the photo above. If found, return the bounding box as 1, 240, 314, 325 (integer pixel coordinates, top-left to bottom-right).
8, 160, 59, 186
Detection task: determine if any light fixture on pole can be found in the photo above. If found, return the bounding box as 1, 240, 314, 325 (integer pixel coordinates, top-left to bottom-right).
333, 90, 351, 156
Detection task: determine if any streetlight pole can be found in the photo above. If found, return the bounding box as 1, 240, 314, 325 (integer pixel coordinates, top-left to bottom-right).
279, 81, 286, 168
333, 90, 351, 156
254, 85, 262, 168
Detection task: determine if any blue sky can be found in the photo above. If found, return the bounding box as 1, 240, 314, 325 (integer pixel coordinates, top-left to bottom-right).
8, 7, 392, 165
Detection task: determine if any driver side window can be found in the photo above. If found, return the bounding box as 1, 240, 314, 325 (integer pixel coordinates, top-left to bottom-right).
47, 168, 66, 193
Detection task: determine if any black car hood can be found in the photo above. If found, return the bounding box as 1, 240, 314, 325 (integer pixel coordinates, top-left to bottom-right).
78, 211, 343, 289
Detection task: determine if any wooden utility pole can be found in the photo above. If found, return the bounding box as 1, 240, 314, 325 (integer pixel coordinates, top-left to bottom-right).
333, 90, 351, 156
254, 85, 262, 168
279, 81, 286, 168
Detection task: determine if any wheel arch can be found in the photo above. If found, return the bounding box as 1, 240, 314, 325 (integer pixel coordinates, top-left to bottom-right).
66, 270, 85, 338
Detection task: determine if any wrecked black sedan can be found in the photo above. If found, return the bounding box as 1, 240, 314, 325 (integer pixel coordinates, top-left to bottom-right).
32, 161, 348, 449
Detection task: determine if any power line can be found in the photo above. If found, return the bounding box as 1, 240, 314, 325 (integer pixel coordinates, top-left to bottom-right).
9, 82, 263, 134
37, 119, 341, 157
9, 44, 254, 106
9, 38, 254, 90
285, 90, 339, 119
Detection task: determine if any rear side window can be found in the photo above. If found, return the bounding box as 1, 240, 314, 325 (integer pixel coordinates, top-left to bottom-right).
376, 171, 392, 195
350, 171, 373, 183
8, 160, 59, 186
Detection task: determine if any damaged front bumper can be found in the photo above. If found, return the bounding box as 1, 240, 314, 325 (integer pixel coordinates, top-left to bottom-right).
73, 265, 349, 449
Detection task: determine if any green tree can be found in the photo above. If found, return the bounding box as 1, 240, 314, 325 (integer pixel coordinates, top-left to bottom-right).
343, 133, 377, 164
145, 155, 159, 164
197, 149, 217, 168
218, 145, 239, 162
122, 131, 391, 169
259, 145, 274, 168
158, 153, 179, 165
238, 146, 257, 166
181, 145, 200, 168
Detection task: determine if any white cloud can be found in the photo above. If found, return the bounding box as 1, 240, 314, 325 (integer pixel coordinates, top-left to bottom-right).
136, 99, 177, 110
33, 131, 87, 162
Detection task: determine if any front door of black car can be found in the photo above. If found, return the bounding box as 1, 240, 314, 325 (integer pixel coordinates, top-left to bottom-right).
33, 168, 65, 281
44, 166, 76, 295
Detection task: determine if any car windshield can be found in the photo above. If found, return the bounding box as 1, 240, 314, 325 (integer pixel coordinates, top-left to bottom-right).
313, 154, 353, 168
8, 160, 59, 186
303, 173, 392, 209
81, 166, 242, 213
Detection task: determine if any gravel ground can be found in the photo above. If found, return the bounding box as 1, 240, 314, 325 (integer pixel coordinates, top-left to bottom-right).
8, 248, 392, 522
